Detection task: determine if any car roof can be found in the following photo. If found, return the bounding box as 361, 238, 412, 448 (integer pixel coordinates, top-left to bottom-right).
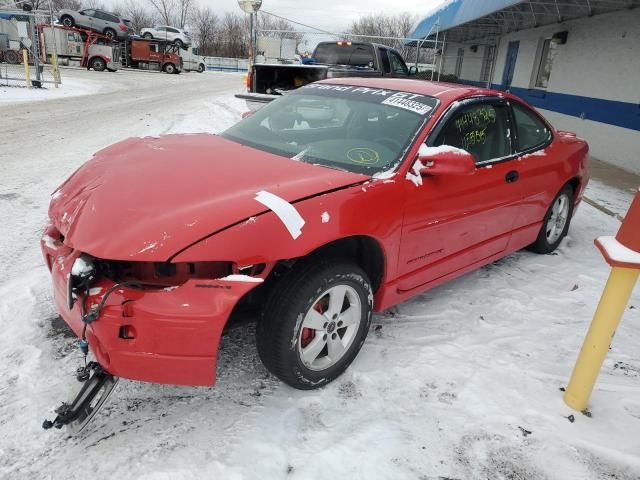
316, 77, 511, 104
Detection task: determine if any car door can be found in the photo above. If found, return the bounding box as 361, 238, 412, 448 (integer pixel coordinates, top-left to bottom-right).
388, 49, 409, 77
378, 47, 391, 76
92, 10, 107, 31
397, 97, 523, 292
77, 9, 95, 30
167, 27, 179, 41
506, 100, 557, 232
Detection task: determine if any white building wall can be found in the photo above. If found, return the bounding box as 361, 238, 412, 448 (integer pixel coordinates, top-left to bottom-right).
491, 9, 639, 103
447, 9, 640, 174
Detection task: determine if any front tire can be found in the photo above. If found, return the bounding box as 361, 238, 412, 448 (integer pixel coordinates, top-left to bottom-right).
61, 15, 74, 27
197, 63, 205, 73
257, 261, 373, 390
163, 62, 176, 74
174, 39, 184, 48
90, 57, 106, 71
143, 32, 153, 39
528, 184, 574, 254
103, 28, 116, 39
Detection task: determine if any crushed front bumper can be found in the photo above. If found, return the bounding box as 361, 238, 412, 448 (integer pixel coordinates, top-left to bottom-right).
41, 228, 261, 386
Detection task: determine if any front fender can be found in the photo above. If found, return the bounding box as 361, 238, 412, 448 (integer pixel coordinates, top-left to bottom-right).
172, 180, 405, 281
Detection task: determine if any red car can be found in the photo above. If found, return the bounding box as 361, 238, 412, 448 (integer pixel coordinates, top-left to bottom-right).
42, 78, 588, 400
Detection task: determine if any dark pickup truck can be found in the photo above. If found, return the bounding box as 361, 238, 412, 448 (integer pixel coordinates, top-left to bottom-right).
237, 41, 417, 109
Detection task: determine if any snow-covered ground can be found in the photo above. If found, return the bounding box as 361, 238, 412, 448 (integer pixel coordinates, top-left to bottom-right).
0, 69, 639, 480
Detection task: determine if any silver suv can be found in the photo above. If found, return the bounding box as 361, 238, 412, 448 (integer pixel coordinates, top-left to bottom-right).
58, 8, 133, 40
140, 26, 192, 48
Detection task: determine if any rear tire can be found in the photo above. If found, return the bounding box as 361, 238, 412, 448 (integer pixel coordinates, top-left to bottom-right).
143, 32, 153, 39
527, 184, 574, 254
197, 63, 205, 73
174, 39, 183, 48
257, 260, 373, 390
61, 15, 74, 27
90, 57, 106, 71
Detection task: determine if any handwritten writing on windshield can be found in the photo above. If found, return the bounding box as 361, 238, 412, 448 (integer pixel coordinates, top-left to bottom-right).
455, 106, 496, 133
455, 106, 496, 150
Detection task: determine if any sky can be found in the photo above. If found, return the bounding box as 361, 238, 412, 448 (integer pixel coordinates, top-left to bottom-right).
210, 0, 445, 32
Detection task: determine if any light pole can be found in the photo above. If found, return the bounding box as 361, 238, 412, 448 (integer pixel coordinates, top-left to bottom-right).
237, 0, 262, 67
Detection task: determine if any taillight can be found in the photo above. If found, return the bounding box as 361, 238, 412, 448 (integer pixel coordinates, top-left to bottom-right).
119, 24, 128, 31
246, 70, 253, 92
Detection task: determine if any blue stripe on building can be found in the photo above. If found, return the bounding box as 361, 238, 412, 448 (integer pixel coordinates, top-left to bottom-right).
456, 79, 640, 132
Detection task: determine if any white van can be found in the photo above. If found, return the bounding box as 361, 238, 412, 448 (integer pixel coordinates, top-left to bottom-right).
180, 46, 206, 73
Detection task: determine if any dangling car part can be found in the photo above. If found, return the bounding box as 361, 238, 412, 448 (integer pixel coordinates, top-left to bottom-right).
42, 361, 118, 432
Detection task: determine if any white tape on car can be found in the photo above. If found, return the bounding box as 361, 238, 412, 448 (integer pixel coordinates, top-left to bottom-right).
254, 190, 305, 239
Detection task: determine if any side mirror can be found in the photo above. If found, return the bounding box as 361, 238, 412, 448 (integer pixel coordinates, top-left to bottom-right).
409, 65, 418, 76
418, 145, 476, 176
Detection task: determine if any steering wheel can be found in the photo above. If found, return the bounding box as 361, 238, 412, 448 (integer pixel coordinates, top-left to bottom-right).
377, 137, 404, 151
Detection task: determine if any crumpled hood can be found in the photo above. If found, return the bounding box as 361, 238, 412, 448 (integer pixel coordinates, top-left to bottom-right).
49, 134, 367, 261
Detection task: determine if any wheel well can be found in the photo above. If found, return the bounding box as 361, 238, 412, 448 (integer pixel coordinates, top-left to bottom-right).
225, 236, 385, 331
303, 236, 385, 292
566, 177, 580, 194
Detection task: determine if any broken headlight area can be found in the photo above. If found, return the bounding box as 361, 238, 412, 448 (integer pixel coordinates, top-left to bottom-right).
92, 258, 234, 289
68, 256, 239, 322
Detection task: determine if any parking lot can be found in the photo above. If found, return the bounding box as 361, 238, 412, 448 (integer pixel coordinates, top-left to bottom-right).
0, 68, 639, 479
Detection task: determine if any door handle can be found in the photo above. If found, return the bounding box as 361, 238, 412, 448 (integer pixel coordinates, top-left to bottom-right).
505, 170, 519, 183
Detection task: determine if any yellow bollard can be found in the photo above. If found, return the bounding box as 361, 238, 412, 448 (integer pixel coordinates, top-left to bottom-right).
564, 267, 639, 411
51, 50, 60, 88
564, 189, 640, 412
23, 49, 32, 88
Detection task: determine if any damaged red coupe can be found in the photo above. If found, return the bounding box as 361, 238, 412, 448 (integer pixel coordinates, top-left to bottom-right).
41, 78, 588, 427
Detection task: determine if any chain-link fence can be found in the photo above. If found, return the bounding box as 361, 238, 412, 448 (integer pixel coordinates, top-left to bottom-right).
0, 9, 61, 88
254, 29, 443, 78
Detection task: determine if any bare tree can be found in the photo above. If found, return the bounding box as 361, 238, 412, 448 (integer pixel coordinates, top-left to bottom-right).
113, 0, 157, 32
146, 0, 191, 27
82, 0, 106, 9
147, 0, 174, 25
52, 0, 82, 10
210, 11, 249, 58
349, 12, 433, 64
176, 0, 191, 29
190, 5, 218, 55
256, 13, 302, 42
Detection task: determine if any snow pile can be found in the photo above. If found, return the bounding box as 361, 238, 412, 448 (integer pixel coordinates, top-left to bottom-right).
418, 144, 469, 157
405, 160, 424, 186
0, 71, 111, 105
71, 256, 93, 276
597, 236, 640, 264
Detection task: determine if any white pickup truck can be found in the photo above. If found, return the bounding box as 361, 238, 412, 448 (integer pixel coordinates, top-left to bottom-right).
179, 46, 206, 73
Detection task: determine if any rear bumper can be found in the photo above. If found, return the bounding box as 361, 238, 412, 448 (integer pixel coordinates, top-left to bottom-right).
41, 227, 260, 386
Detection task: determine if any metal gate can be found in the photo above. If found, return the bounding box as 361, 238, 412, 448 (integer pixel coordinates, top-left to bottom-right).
0, 9, 61, 88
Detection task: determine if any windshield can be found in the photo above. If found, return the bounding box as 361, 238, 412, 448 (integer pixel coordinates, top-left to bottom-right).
222, 83, 438, 175
314, 43, 375, 67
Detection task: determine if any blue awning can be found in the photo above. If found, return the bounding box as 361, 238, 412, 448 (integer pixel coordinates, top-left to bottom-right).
411, 0, 523, 39
411, 0, 638, 42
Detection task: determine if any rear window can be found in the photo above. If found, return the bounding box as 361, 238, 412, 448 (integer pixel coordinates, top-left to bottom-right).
314, 43, 376, 68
